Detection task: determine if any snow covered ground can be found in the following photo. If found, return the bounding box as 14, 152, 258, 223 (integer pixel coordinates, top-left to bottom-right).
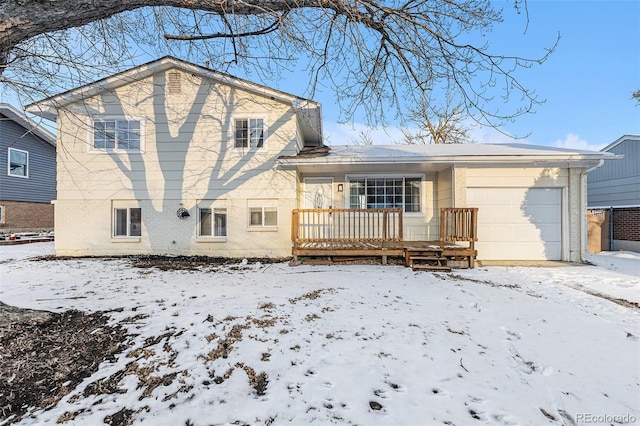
1, 243, 639, 426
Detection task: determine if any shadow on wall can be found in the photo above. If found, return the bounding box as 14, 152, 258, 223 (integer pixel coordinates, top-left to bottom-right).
520, 168, 564, 261
65, 69, 289, 254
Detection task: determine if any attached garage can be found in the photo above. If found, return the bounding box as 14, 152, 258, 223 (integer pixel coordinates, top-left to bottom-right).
467, 187, 564, 260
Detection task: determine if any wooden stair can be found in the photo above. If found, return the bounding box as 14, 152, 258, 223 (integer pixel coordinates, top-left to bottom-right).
404, 247, 452, 272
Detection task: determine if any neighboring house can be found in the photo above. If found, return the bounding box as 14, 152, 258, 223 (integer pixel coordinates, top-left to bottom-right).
26, 56, 614, 262
0, 103, 56, 233
587, 135, 639, 252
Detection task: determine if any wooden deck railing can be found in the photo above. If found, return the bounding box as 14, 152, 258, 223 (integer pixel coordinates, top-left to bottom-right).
440, 207, 478, 248
292, 208, 403, 244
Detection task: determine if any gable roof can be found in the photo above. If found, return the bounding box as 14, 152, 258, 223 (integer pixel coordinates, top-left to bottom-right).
278, 143, 619, 170
25, 56, 323, 145
600, 134, 640, 152
0, 103, 56, 147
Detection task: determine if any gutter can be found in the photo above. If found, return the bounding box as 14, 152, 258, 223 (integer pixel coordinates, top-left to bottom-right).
277, 154, 618, 169
580, 159, 605, 262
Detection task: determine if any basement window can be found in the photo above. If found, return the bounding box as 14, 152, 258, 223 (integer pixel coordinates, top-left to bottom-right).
114, 207, 141, 237
199, 207, 227, 237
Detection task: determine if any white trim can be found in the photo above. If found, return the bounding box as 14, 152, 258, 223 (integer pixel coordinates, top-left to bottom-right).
0, 205, 4, 224
112, 205, 142, 238
344, 173, 425, 214
562, 186, 569, 262
196, 201, 228, 240
599, 134, 640, 153
247, 204, 278, 229
25, 57, 320, 121
7, 147, 29, 178
88, 116, 146, 154
230, 115, 268, 151
0, 103, 56, 146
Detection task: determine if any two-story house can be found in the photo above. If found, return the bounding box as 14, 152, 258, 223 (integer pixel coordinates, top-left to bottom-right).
26, 57, 614, 264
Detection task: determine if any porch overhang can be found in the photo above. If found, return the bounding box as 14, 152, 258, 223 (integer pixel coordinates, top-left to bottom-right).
277, 143, 620, 171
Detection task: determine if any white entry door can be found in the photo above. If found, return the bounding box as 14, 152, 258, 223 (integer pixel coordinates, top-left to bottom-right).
303, 178, 334, 239
304, 178, 334, 209
467, 187, 563, 260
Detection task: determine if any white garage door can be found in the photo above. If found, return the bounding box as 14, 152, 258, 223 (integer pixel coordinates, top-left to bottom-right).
467, 187, 563, 260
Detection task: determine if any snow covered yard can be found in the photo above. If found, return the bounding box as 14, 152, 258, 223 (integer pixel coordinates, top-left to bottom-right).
1, 243, 638, 426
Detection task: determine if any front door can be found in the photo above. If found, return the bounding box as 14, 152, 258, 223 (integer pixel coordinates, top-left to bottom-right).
303, 178, 333, 209
303, 178, 334, 239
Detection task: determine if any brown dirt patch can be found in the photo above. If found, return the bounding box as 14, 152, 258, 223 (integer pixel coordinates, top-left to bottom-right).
0, 303, 129, 425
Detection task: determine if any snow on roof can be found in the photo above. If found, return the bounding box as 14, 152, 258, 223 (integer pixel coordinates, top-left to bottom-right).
279, 143, 618, 167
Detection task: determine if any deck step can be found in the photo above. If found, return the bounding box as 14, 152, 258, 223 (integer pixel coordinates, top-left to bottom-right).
409, 256, 447, 261
412, 264, 452, 272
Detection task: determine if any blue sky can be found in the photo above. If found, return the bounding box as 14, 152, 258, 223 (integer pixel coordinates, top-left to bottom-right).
322, 0, 640, 149
3, 0, 638, 150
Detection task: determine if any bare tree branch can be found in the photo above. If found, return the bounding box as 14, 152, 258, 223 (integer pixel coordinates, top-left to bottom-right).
0, 0, 558, 132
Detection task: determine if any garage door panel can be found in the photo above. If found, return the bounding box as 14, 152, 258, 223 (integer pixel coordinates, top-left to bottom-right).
467, 187, 562, 260
524, 188, 562, 204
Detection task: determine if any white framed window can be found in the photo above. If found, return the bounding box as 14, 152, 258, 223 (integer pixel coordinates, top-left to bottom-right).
199, 207, 227, 237
92, 117, 143, 152
234, 118, 265, 149
348, 176, 422, 213
8, 148, 28, 178
113, 207, 142, 237
0, 205, 4, 224
249, 206, 277, 227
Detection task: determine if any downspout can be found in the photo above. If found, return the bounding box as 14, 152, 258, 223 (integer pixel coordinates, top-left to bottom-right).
609, 206, 614, 251
580, 159, 605, 262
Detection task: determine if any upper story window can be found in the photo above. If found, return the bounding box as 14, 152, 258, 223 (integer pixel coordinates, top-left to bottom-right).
8, 148, 28, 178
234, 118, 264, 149
348, 176, 422, 213
93, 118, 142, 152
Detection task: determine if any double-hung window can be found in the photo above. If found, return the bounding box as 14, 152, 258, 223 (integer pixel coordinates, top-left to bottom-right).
199, 207, 227, 237
8, 148, 28, 178
93, 118, 141, 151
234, 118, 264, 149
348, 177, 421, 213
114, 207, 142, 237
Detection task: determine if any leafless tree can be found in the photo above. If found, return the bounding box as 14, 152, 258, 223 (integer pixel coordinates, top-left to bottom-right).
0, 0, 557, 128
401, 96, 473, 144
633, 89, 640, 106
351, 128, 375, 146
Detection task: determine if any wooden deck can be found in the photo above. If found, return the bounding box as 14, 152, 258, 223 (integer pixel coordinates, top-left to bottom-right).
291, 208, 478, 269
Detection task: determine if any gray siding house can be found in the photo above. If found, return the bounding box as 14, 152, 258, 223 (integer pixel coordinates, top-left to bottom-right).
0, 103, 57, 233
587, 134, 640, 252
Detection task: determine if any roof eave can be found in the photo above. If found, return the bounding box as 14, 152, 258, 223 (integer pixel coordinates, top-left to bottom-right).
0, 103, 56, 146
26, 56, 320, 118
277, 153, 618, 169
